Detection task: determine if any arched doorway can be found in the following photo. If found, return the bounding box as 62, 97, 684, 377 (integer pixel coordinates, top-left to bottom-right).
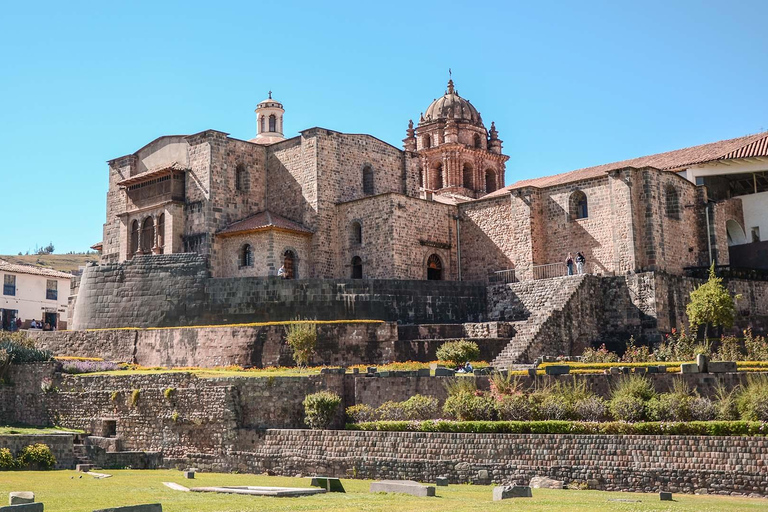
427, 254, 443, 280
283, 250, 296, 279
462, 163, 473, 189
726, 220, 747, 246
129, 220, 139, 257
351, 256, 363, 279
485, 169, 496, 193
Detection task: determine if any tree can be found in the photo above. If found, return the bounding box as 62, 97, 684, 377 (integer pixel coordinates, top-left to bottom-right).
285, 321, 317, 368
686, 263, 740, 340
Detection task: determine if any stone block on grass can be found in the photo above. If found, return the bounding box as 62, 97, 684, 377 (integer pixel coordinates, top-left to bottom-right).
310, 477, 345, 493
0, 504, 43, 512
92, 505, 162, 512
529, 476, 564, 489
659, 491, 673, 501
493, 485, 532, 500
9, 493, 34, 505
708, 361, 737, 373
370, 480, 435, 497
436, 477, 449, 487
680, 363, 699, 374
434, 368, 455, 377
544, 365, 570, 375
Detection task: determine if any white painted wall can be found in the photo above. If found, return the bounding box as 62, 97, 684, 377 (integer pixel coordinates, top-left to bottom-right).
739, 191, 768, 242
0, 271, 71, 328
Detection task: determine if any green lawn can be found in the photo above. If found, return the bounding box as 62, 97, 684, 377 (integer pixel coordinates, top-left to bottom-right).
0, 470, 763, 512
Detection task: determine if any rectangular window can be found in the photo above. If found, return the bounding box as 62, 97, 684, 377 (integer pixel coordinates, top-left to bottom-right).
46, 279, 58, 301
3, 274, 15, 296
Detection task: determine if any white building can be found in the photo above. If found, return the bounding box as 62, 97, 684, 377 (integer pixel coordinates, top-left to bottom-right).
0, 259, 72, 330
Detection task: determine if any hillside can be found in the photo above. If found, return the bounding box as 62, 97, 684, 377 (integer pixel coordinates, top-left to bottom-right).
0, 253, 99, 274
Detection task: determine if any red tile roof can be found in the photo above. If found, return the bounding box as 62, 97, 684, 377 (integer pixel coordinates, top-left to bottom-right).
484, 131, 768, 198
217, 211, 313, 237
0, 259, 73, 279
117, 162, 186, 187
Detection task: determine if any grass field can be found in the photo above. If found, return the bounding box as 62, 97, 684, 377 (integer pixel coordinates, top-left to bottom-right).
0, 253, 97, 273
0, 470, 763, 512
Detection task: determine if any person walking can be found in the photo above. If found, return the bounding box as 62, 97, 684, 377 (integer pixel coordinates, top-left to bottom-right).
565, 252, 574, 276
576, 252, 586, 275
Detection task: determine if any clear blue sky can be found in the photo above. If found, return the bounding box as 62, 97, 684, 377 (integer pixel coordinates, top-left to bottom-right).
1, 1, 766, 255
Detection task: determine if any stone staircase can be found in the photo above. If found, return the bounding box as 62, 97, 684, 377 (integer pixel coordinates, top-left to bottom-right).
73, 435, 94, 467
489, 275, 591, 368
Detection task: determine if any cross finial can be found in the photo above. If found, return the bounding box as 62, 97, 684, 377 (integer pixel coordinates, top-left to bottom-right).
268, 90, 272, 99
449, 68, 452, 80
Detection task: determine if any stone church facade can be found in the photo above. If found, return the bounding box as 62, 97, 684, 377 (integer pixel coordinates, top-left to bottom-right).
98, 80, 765, 282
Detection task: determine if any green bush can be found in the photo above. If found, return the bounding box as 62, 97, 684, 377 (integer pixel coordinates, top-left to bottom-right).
609, 395, 647, 422
0, 332, 52, 383
346, 404, 375, 423
745, 328, 768, 361
737, 374, 768, 421
129, 389, 141, 407
443, 377, 477, 397
714, 335, 744, 361
303, 391, 341, 429
489, 371, 522, 398
442, 392, 495, 421
581, 343, 619, 364
494, 394, 533, 421
436, 340, 480, 367
714, 382, 739, 421
0, 447, 15, 470
375, 400, 406, 421
347, 420, 768, 436
17, 443, 56, 470
286, 321, 317, 368
574, 397, 607, 422
401, 394, 439, 420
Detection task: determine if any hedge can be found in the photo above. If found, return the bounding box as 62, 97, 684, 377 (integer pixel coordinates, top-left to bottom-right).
347, 420, 768, 436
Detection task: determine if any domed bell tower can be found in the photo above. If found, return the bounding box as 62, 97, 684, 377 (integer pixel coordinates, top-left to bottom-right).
404, 79, 508, 198
250, 91, 286, 145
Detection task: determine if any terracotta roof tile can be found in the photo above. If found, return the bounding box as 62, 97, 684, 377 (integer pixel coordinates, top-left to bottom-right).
484, 131, 768, 198
0, 259, 73, 279
217, 211, 313, 237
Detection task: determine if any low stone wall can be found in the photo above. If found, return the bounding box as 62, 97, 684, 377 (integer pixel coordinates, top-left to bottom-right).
31, 322, 398, 367
0, 434, 74, 470
198, 430, 768, 497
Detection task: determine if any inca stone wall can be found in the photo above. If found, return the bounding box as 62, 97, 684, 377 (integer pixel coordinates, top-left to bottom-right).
32, 322, 398, 368
229, 430, 768, 497
0, 434, 74, 470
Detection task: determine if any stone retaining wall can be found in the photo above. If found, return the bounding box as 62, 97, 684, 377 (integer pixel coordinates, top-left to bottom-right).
199, 429, 768, 497
0, 434, 74, 470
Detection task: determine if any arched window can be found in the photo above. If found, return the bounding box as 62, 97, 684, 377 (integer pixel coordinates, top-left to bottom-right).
427, 254, 443, 281
726, 220, 747, 246
351, 256, 363, 279
362, 165, 374, 195
485, 169, 496, 193
570, 190, 588, 220
268, 114, 276, 132
141, 217, 154, 253
235, 164, 249, 191
157, 214, 165, 254
423, 135, 431, 149
260, 115, 265, 134
240, 243, 253, 267
283, 250, 296, 279
665, 185, 680, 220
473, 133, 482, 149
130, 220, 139, 257
433, 163, 444, 190
463, 163, 473, 189
418, 168, 424, 188
351, 221, 362, 244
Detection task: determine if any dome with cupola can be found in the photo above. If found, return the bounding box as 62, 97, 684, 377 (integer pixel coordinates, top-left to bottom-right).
421, 80, 483, 127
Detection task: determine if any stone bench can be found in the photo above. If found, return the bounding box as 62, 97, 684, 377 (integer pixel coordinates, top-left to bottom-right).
370, 480, 435, 497
92, 505, 162, 512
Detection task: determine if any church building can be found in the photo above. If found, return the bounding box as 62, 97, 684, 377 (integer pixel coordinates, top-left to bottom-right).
97, 80, 768, 282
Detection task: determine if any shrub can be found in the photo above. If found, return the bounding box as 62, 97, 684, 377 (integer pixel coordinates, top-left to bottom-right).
401, 395, 439, 420
286, 321, 317, 368
0, 332, 52, 383
346, 404, 376, 423
714, 335, 744, 362
376, 401, 406, 421
129, 389, 141, 407
0, 447, 15, 470
714, 382, 739, 421
745, 328, 768, 361
687, 263, 740, 340
575, 397, 607, 422
17, 443, 56, 470
442, 392, 495, 421
489, 371, 522, 398
609, 395, 646, 422
171, 410, 180, 423
621, 337, 655, 363
581, 344, 619, 364
163, 387, 176, 401
303, 391, 341, 429
436, 340, 480, 368
443, 377, 477, 397
110, 391, 120, 402
611, 374, 656, 402
737, 374, 768, 421
654, 327, 697, 362
495, 394, 533, 421
539, 396, 569, 420
60, 360, 118, 374
691, 396, 716, 421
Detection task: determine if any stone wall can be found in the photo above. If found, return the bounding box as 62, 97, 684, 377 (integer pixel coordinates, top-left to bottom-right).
71, 253, 487, 329
226, 430, 768, 496
32, 322, 398, 367
0, 434, 74, 470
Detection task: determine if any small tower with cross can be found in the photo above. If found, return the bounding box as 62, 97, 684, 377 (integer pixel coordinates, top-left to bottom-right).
251, 90, 286, 145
